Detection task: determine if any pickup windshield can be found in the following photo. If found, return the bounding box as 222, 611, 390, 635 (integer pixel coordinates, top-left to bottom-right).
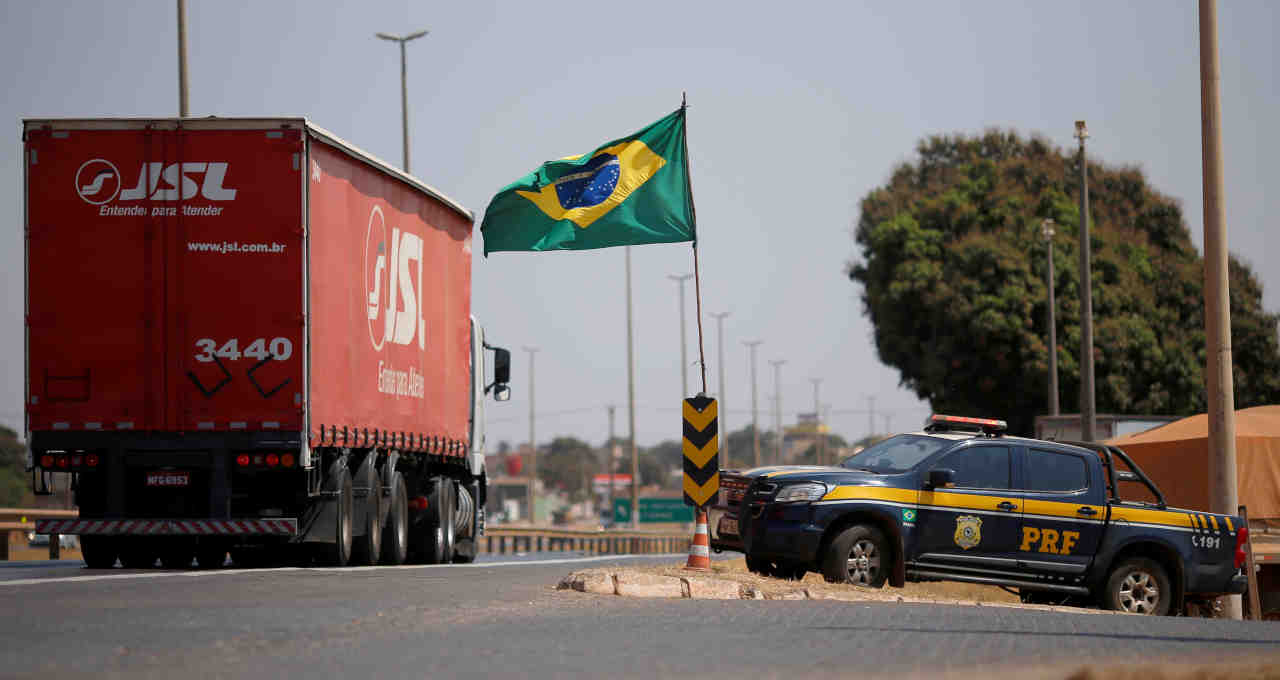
839, 434, 953, 474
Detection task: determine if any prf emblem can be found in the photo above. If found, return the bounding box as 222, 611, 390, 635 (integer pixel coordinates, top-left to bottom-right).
954, 515, 982, 550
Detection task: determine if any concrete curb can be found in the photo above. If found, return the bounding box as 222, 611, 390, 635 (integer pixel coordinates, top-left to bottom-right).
557, 568, 1108, 613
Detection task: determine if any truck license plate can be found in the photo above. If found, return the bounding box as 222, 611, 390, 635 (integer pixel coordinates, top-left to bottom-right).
718, 516, 739, 536
146, 471, 190, 487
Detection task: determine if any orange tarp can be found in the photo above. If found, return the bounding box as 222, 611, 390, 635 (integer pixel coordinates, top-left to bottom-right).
1106, 405, 1280, 519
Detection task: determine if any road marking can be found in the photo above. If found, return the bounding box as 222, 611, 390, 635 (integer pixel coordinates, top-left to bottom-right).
0, 553, 685, 588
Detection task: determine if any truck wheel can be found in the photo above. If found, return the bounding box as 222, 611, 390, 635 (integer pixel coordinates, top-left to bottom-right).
380, 474, 409, 565
351, 469, 383, 566
80, 536, 118, 569
413, 478, 456, 564
118, 539, 158, 569
195, 541, 227, 569
822, 524, 889, 588
319, 467, 354, 567
157, 539, 195, 569
1103, 557, 1171, 616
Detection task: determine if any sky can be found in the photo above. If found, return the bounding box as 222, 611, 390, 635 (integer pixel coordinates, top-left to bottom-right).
2, 1, 1277, 453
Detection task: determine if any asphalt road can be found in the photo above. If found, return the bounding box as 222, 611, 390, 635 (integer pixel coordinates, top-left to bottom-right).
3, 555, 1278, 679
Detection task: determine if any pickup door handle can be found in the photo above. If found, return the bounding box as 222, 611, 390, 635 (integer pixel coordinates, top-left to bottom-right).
997, 501, 1018, 511
1077, 506, 1098, 516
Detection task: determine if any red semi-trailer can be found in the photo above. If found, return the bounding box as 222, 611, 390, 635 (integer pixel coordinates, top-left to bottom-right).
24, 118, 511, 569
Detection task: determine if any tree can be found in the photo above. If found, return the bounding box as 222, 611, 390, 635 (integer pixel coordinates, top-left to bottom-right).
849, 130, 1280, 435
537, 436, 599, 502
0, 426, 29, 506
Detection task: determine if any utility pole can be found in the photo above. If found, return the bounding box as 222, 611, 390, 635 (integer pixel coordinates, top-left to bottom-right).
711, 312, 730, 466
375, 29, 429, 173
522, 346, 538, 523
744, 340, 763, 468
1199, 0, 1240, 620
770, 360, 786, 464
607, 404, 616, 526
1075, 120, 1097, 442
883, 413, 892, 436
1043, 218, 1060, 416
626, 248, 639, 528
810, 378, 823, 465
176, 0, 189, 117
668, 274, 694, 397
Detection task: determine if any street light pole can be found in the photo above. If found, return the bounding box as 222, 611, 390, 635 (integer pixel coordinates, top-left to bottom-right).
1075, 121, 1097, 441
626, 248, 638, 528
770, 360, 786, 464
176, 0, 189, 117
1043, 218, 1059, 416
668, 274, 694, 397
743, 340, 763, 468
375, 29, 429, 174
522, 346, 538, 523
810, 378, 823, 465
1199, 0, 1240, 620
710, 312, 731, 466
607, 404, 616, 526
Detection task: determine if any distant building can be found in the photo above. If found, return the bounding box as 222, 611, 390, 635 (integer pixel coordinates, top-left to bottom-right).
1034, 414, 1181, 442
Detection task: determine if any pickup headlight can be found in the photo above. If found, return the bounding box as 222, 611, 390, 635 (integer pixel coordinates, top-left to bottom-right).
774, 482, 827, 503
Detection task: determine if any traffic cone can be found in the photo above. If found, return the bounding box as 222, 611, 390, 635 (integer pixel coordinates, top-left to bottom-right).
684, 509, 711, 571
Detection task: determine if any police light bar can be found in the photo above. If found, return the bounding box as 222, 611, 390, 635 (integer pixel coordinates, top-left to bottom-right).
924, 414, 1008, 435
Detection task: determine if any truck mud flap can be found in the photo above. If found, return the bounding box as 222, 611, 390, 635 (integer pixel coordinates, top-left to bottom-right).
297, 455, 349, 545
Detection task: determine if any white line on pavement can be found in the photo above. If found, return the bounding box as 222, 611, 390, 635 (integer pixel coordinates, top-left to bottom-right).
0, 553, 686, 588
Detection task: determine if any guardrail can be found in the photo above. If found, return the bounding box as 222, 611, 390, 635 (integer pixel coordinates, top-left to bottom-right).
480, 527, 689, 556
0, 508, 691, 562
0, 507, 79, 561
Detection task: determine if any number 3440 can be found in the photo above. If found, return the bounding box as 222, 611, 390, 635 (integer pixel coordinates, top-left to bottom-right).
194, 337, 293, 363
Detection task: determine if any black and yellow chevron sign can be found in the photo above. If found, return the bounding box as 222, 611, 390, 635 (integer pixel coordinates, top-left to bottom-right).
683, 395, 719, 508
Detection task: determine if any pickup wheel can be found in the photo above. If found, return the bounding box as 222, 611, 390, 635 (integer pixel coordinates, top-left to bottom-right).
1103, 557, 1171, 616
822, 524, 889, 588
80, 536, 118, 569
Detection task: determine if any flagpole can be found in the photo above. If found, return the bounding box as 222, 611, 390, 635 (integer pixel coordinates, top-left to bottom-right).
682, 93, 708, 396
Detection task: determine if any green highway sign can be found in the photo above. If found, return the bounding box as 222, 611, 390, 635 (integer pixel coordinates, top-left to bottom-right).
613, 497, 694, 524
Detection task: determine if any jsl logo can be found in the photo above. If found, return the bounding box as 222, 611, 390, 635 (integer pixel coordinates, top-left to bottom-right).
75, 159, 238, 205
364, 205, 425, 352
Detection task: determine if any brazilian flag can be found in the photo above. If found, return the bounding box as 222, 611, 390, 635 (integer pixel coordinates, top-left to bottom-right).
480, 108, 694, 255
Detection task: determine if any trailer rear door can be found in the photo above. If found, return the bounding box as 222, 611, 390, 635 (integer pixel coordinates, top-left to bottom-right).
26, 123, 304, 433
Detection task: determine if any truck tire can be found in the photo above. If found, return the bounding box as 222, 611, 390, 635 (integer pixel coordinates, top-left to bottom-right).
350, 468, 383, 566
118, 539, 158, 569
195, 541, 227, 569
319, 467, 354, 567
380, 474, 409, 565
1103, 557, 1171, 616
80, 536, 118, 569
412, 477, 456, 564
822, 524, 889, 588
157, 538, 195, 569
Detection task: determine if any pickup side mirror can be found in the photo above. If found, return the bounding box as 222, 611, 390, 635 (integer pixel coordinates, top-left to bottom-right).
924, 468, 956, 490
493, 384, 511, 402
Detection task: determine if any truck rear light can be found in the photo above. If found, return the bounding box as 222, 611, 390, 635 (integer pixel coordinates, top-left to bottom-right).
236, 454, 251, 467
71, 454, 83, 467
40, 454, 54, 468
252, 454, 265, 466
85, 453, 100, 467
265, 453, 280, 468
55, 454, 69, 469
410, 497, 429, 512
1234, 526, 1249, 570
280, 453, 296, 468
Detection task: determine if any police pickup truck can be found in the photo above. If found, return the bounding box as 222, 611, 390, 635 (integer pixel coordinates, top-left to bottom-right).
711, 415, 1249, 616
